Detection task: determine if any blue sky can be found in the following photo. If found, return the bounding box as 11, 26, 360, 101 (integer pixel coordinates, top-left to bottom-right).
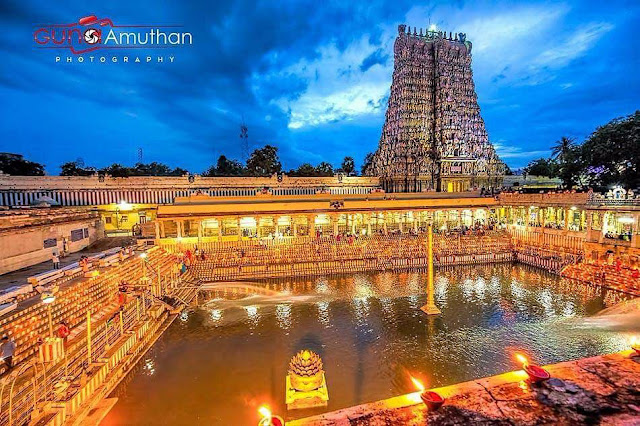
0, 0, 638, 174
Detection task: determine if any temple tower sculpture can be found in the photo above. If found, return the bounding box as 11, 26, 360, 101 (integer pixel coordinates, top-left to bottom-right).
366, 24, 504, 192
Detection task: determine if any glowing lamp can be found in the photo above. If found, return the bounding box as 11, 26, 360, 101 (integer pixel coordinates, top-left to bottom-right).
429, 24, 437, 32
515, 353, 550, 383
117, 201, 132, 211
411, 376, 445, 411
258, 406, 284, 426
140, 252, 148, 259
630, 336, 640, 356
41, 293, 56, 304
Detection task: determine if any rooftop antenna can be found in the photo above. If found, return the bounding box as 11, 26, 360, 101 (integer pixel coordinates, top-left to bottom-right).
240, 118, 249, 161
137, 147, 143, 163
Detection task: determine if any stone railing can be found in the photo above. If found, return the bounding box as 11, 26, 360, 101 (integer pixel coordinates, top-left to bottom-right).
497, 192, 590, 206
587, 196, 640, 207
0, 174, 380, 191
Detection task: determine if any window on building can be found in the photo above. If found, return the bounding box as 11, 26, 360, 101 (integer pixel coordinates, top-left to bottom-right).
43, 238, 57, 249
70, 229, 85, 242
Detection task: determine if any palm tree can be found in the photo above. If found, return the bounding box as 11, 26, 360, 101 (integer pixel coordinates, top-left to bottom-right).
551, 136, 575, 163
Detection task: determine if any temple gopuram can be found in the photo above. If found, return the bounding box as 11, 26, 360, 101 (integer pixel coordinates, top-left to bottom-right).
366, 24, 505, 192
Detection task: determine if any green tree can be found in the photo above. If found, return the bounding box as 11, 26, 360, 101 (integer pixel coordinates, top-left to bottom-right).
551, 136, 575, 163
0, 153, 44, 176
340, 156, 356, 176
549, 136, 585, 189
246, 145, 282, 176
204, 155, 245, 176
524, 158, 557, 177
100, 163, 131, 177
289, 163, 318, 177
60, 161, 95, 176
131, 162, 172, 176
361, 152, 375, 175
316, 162, 334, 176
581, 111, 640, 189
503, 162, 514, 176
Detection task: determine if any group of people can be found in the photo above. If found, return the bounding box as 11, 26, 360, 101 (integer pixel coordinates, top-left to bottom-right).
187, 230, 514, 280
562, 255, 640, 295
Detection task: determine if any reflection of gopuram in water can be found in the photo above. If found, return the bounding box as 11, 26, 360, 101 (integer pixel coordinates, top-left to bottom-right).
365, 25, 504, 192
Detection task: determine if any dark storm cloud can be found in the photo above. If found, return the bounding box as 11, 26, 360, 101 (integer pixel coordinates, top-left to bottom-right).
0, 0, 638, 173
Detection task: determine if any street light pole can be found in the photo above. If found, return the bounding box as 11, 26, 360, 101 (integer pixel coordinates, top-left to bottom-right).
42, 293, 56, 338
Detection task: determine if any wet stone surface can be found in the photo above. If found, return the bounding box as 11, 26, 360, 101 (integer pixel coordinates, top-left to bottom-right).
291, 352, 640, 426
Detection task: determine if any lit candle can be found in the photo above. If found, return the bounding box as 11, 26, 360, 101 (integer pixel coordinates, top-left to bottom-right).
630, 336, 640, 356
515, 353, 550, 383
258, 406, 284, 426
411, 376, 445, 411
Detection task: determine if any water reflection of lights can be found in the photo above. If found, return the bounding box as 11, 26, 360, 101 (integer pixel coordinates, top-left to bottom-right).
379, 297, 393, 319
562, 301, 576, 317
317, 301, 330, 326
245, 305, 258, 318
461, 279, 474, 299
408, 294, 420, 311
315, 278, 329, 294
475, 277, 487, 300
143, 358, 155, 376
435, 277, 447, 302
276, 304, 292, 330
540, 289, 554, 317
210, 309, 223, 323
353, 297, 370, 322
488, 276, 501, 294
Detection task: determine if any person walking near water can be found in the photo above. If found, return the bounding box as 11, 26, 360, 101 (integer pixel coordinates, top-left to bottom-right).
1, 336, 16, 370
52, 252, 60, 269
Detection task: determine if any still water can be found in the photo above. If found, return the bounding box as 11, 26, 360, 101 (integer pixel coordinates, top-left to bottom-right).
103, 264, 633, 425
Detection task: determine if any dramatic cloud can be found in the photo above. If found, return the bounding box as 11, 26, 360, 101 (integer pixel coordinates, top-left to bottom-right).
0, 0, 637, 173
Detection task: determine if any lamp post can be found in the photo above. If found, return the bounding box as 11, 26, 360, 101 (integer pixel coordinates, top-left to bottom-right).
42, 292, 56, 338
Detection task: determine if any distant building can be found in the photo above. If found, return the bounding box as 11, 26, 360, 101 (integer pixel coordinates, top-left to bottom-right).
366, 24, 504, 192
503, 175, 562, 190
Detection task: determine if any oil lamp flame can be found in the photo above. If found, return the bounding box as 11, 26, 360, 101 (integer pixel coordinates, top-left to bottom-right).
258, 406, 271, 419
631, 336, 640, 355
515, 352, 550, 383
515, 353, 528, 368
411, 376, 425, 392
258, 405, 284, 426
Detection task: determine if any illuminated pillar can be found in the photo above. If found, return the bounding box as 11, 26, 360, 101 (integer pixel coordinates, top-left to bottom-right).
86, 311, 92, 365
293, 219, 298, 237
367, 214, 372, 236
155, 221, 160, 240
421, 223, 441, 315
413, 211, 418, 232
160, 221, 166, 238
307, 215, 314, 236
197, 220, 203, 241
237, 217, 242, 240
176, 220, 182, 239
383, 214, 388, 235
333, 215, 339, 236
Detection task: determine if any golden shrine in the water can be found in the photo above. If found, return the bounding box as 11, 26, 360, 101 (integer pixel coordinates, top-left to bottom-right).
286, 349, 329, 410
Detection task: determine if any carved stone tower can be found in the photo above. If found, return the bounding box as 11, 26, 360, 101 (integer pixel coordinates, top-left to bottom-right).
366, 24, 504, 192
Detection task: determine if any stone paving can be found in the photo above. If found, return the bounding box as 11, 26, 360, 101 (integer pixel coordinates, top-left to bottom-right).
290, 351, 640, 425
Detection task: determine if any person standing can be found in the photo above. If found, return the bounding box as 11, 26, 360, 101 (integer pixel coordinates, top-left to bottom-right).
1, 336, 16, 370
52, 252, 60, 269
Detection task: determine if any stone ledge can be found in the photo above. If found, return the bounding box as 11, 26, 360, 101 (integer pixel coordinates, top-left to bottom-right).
290, 351, 640, 425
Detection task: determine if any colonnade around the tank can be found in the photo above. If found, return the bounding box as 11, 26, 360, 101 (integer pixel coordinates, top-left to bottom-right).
154, 208, 493, 240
